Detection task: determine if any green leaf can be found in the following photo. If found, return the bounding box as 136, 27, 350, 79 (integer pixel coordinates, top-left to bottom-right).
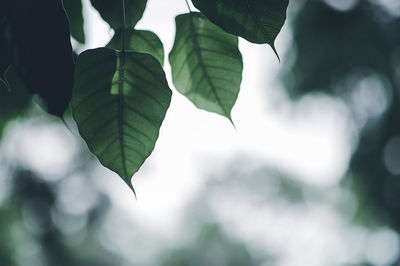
72, 48, 172, 194
169, 12, 243, 122
90, 0, 147, 29
107, 29, 164, 66
191, 0, 289, 57
63, 0, 85, 43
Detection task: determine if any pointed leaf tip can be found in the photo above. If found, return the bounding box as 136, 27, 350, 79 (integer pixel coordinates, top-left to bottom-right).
127, 180, 137, 199
271, 44, 281, 62
191, 0, 288, 55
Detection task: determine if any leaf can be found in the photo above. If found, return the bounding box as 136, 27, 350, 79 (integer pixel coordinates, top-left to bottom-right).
63, 0, 85, 43
90, 0, 147, 29
191, 0, 289, 57
72, 48, 172, 193
6, 0, 74, 116
169, 12, 243, 122
0, 17, 12, 78
107, 29, 164, 66
0, 66, 31, 138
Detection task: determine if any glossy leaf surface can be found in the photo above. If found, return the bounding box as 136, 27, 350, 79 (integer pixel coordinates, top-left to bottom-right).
107, 29, 164, 66
72, 48, 171, 193
192, 0, 288, 55
169, 12, 243, 121
90, 0, 147, 29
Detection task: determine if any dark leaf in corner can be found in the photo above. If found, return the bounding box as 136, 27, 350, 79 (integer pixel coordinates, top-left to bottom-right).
6, 0, 74, 117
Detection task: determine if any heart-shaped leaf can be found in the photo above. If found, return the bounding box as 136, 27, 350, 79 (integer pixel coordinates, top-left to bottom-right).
90, 0, 147, 29
107, 29, 164, 66
72, 48, 171, 194
169, 12, 243, 122
63, 0, 85, 43
191, 0, 289, 57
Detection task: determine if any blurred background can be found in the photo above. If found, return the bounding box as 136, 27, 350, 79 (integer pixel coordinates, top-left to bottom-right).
1, 0, 400, 265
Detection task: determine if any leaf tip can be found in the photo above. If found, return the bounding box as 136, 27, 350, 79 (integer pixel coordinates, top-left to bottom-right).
127, 179, 137, 200
271, 44, 281, 62
227, 115, 236, 129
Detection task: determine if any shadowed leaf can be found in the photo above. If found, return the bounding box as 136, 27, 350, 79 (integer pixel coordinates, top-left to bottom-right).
72, 48, 171, 194
169, 12, 243, 122
0, 16, 12, 79
192, 0, 288, 57
107, 29, 164, 66
90, 0, 147, 29
63, 0, 85, 43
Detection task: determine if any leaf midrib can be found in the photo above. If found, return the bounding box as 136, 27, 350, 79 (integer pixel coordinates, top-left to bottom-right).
117, 51, 128, 179
187, 13, 231, 119
136, 31, 163, 63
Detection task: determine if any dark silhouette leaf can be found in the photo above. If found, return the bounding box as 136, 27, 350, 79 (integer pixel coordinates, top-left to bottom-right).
107, 29, 164, 66
0, 16, 12, 79
90, 0, 147, 29
169, 12, 243, 122
63, 0, 85, 43
191, 0, 288, 57
72, 48, 171, 194
0, 66, 31, 137
0, 15, 31, 137
6, 0, 74, 116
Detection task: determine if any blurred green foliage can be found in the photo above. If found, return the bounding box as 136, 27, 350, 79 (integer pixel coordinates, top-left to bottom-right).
161, 224, 257, 266
284, 0, 400, 98
283, 0, 400, 244
0, 168, 119, 266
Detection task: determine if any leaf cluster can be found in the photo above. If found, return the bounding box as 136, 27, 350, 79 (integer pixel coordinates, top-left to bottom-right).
0, 0, 288, 194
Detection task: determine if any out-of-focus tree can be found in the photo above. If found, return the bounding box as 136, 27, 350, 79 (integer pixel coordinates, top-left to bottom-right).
0, 165, 120, 266
160, 224, 258, 266
282, 0, 400, 243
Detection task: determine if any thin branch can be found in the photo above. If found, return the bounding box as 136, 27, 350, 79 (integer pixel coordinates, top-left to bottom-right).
185, 0, 192, 13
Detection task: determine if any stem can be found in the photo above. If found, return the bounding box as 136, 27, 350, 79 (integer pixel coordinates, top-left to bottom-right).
185, 0, 192, 12
121, 0, 127, 52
